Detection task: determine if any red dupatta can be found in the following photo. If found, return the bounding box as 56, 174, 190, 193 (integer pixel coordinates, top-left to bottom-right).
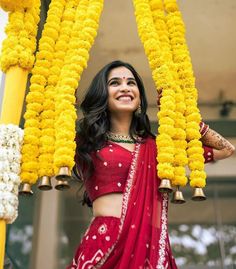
95, 137, 177, 269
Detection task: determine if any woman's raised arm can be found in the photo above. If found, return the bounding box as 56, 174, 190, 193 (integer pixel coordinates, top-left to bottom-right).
200, 126, 235, 160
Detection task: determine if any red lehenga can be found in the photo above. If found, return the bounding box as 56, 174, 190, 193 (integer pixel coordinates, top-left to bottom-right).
67, 137, 213, 269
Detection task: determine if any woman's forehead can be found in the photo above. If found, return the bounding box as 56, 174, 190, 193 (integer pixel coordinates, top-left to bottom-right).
108, 66, 134, 79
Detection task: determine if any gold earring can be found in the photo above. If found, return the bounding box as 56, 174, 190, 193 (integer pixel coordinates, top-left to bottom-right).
135, 105, 141, 115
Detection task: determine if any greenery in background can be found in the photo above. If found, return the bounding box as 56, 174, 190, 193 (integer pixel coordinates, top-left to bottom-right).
170, 224, 236, 268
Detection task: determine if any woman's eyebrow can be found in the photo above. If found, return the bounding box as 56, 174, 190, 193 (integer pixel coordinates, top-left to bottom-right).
107, 77, 135, 83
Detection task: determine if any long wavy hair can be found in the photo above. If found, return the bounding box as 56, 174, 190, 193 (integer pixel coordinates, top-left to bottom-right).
75, 60, 154, 183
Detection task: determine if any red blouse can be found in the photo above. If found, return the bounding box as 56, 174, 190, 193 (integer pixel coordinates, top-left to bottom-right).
85, 141, 133, 202
84, 141, 214, 202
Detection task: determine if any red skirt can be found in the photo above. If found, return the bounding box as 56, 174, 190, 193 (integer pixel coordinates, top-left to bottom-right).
66, 216, 120, 269
66, 215, 178, 269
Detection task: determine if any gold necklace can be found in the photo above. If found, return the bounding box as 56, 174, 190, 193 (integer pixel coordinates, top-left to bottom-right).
107, 132, 136, 144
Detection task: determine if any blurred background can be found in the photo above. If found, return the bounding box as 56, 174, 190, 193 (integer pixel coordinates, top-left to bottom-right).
1, 0, 236, 268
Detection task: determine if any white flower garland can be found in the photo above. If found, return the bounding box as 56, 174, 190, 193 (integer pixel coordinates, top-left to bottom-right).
0, 124, 24, 223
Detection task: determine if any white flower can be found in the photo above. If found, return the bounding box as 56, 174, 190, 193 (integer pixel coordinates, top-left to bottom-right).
0, 161, 10, 173
0, 203, 4, 215
0, 182, 6, 191
0, 124, 24, 223
9, 173, 21, 184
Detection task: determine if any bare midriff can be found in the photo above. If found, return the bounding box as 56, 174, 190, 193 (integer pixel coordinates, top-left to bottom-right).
93, 193, 123, 218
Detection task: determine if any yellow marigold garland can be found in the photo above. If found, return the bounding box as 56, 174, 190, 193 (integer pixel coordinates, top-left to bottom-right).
0, 0, 40, 72
54, 0, 104, 174
39, 0, 78, 177
53, 0, 89, 174
38, 0, 70, 179
164, 0, 206, 188
21, 0, 66, 184
133, 0, 176, 183
149, 0, 188, 187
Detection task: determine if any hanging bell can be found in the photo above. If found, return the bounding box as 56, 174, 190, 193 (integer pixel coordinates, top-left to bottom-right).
19, 183, 33, 196
159, 179, 173, 193
171, 187, 186, 204
191, 187, 206, 201
54, 180, 70, 191
38, 176, 52, 191
55, 166, 71, 181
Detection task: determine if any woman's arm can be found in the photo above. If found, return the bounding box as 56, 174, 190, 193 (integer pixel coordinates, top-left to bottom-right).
200, 127, 235, 160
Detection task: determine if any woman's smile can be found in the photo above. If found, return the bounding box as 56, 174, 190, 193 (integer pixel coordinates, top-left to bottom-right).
116, 94, 133, 102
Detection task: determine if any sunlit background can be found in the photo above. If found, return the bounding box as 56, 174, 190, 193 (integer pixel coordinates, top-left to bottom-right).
1, 1, 236, 268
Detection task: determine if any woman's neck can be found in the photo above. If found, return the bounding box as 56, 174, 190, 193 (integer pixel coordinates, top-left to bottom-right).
110, 114, 132, 135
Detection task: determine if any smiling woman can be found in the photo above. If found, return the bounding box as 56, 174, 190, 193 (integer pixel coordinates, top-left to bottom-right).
65, 60, 234, 269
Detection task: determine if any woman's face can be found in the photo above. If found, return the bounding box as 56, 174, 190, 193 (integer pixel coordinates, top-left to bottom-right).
107, 66, 140, 116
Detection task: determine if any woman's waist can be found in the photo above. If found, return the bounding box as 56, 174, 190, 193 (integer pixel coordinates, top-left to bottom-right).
92, 193, 123, 218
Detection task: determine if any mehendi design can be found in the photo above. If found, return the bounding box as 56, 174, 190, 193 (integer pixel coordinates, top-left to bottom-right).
201, 128, 235, 153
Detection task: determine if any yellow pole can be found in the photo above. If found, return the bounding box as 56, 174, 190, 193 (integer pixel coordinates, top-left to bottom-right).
0, 66, 28, 268
0, 220, 6, 269
0, 66, 28, 125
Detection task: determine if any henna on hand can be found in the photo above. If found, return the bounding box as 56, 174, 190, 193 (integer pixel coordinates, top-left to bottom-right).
201, 128, 235, 154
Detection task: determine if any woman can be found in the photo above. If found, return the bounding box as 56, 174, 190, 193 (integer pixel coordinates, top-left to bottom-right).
67, 60, 235, 269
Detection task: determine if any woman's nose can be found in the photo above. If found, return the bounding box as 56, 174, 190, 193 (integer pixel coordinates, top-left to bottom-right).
120, 83, 130, 92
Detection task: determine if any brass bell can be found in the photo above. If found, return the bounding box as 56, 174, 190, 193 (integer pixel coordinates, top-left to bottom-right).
55, 166, 71, 181
171, 187, 186, 204
159, 179, 173, 193
191, 187, 206, 201
19, 183, 33, 196
54, 180, 70, 191
38, 176, 52, 191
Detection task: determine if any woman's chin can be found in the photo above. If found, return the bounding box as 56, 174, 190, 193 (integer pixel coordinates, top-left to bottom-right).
110, 107, 136, 115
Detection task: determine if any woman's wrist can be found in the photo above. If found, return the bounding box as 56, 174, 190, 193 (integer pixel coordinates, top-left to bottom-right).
199, 121, 209, 137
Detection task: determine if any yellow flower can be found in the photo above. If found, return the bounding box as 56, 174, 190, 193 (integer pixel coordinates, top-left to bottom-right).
24, 119, 40, 128
0, 0, 34, 12
187, 146, 204, 156
21, 145, 39, 155
158, 125, 175, 137
0, 0, 40, 72
158, 153, 174, 163
189, 160, 204, 171
20, 172, 38, 184
189, 171, 207, 188
157, 163, 174, 179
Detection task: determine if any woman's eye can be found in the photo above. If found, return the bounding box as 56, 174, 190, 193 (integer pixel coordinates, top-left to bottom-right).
128, 81, 136, 85
110, 81, 118, 86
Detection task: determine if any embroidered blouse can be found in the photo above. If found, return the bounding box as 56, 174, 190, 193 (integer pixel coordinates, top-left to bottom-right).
85, 141, 133, 202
